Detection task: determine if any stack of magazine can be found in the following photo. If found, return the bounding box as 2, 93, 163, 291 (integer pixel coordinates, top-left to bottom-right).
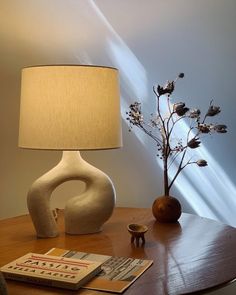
0, 247, 153, 292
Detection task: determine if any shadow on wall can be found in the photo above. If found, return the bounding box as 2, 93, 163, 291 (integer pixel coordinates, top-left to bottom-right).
82, 120, 195, 213
75, 0, 236, 226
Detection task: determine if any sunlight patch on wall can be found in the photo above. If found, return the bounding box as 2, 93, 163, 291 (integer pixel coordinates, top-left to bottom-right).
166, 109, 236, 226
92, 2, 148, 98
78, 1, 236, 227
107, 40, 147, 99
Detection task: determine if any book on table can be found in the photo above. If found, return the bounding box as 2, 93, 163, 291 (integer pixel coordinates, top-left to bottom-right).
46, 247, 153, 293
0, 252, 102, 290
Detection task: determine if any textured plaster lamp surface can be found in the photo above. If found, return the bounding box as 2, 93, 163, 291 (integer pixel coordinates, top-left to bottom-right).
18, 65, 122, 238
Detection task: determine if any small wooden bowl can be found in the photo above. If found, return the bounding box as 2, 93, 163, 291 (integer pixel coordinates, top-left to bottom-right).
127, 223, 148, 245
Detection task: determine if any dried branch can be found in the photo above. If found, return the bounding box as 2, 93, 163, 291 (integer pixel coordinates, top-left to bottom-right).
126, 73, 227, 196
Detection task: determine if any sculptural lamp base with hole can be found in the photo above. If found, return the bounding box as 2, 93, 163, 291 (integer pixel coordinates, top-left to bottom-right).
27, 151, 115, 238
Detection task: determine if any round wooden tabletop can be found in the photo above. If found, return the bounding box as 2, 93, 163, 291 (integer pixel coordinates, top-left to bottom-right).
0, 208, 236, 294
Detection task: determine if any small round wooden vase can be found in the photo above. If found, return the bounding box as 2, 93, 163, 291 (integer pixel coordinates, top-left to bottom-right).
152, 195, 182, 223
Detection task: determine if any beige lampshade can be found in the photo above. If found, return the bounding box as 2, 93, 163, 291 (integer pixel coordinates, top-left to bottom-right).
18, 65, 122, 150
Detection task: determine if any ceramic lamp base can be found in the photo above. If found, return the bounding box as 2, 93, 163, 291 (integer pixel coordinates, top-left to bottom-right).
27, 151, 115, 238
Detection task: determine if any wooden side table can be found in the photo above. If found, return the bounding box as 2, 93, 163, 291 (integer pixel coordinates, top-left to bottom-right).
0, 207, 236, 294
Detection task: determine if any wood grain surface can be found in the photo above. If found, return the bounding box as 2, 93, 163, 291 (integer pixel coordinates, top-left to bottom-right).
0, 208, 236, 295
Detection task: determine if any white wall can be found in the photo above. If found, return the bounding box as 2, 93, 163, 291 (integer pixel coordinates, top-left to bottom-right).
0, 2, 236, 294
0, 0, 236, 226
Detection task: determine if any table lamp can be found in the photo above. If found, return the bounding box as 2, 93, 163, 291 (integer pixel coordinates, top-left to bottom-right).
18, 65, 122, 238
